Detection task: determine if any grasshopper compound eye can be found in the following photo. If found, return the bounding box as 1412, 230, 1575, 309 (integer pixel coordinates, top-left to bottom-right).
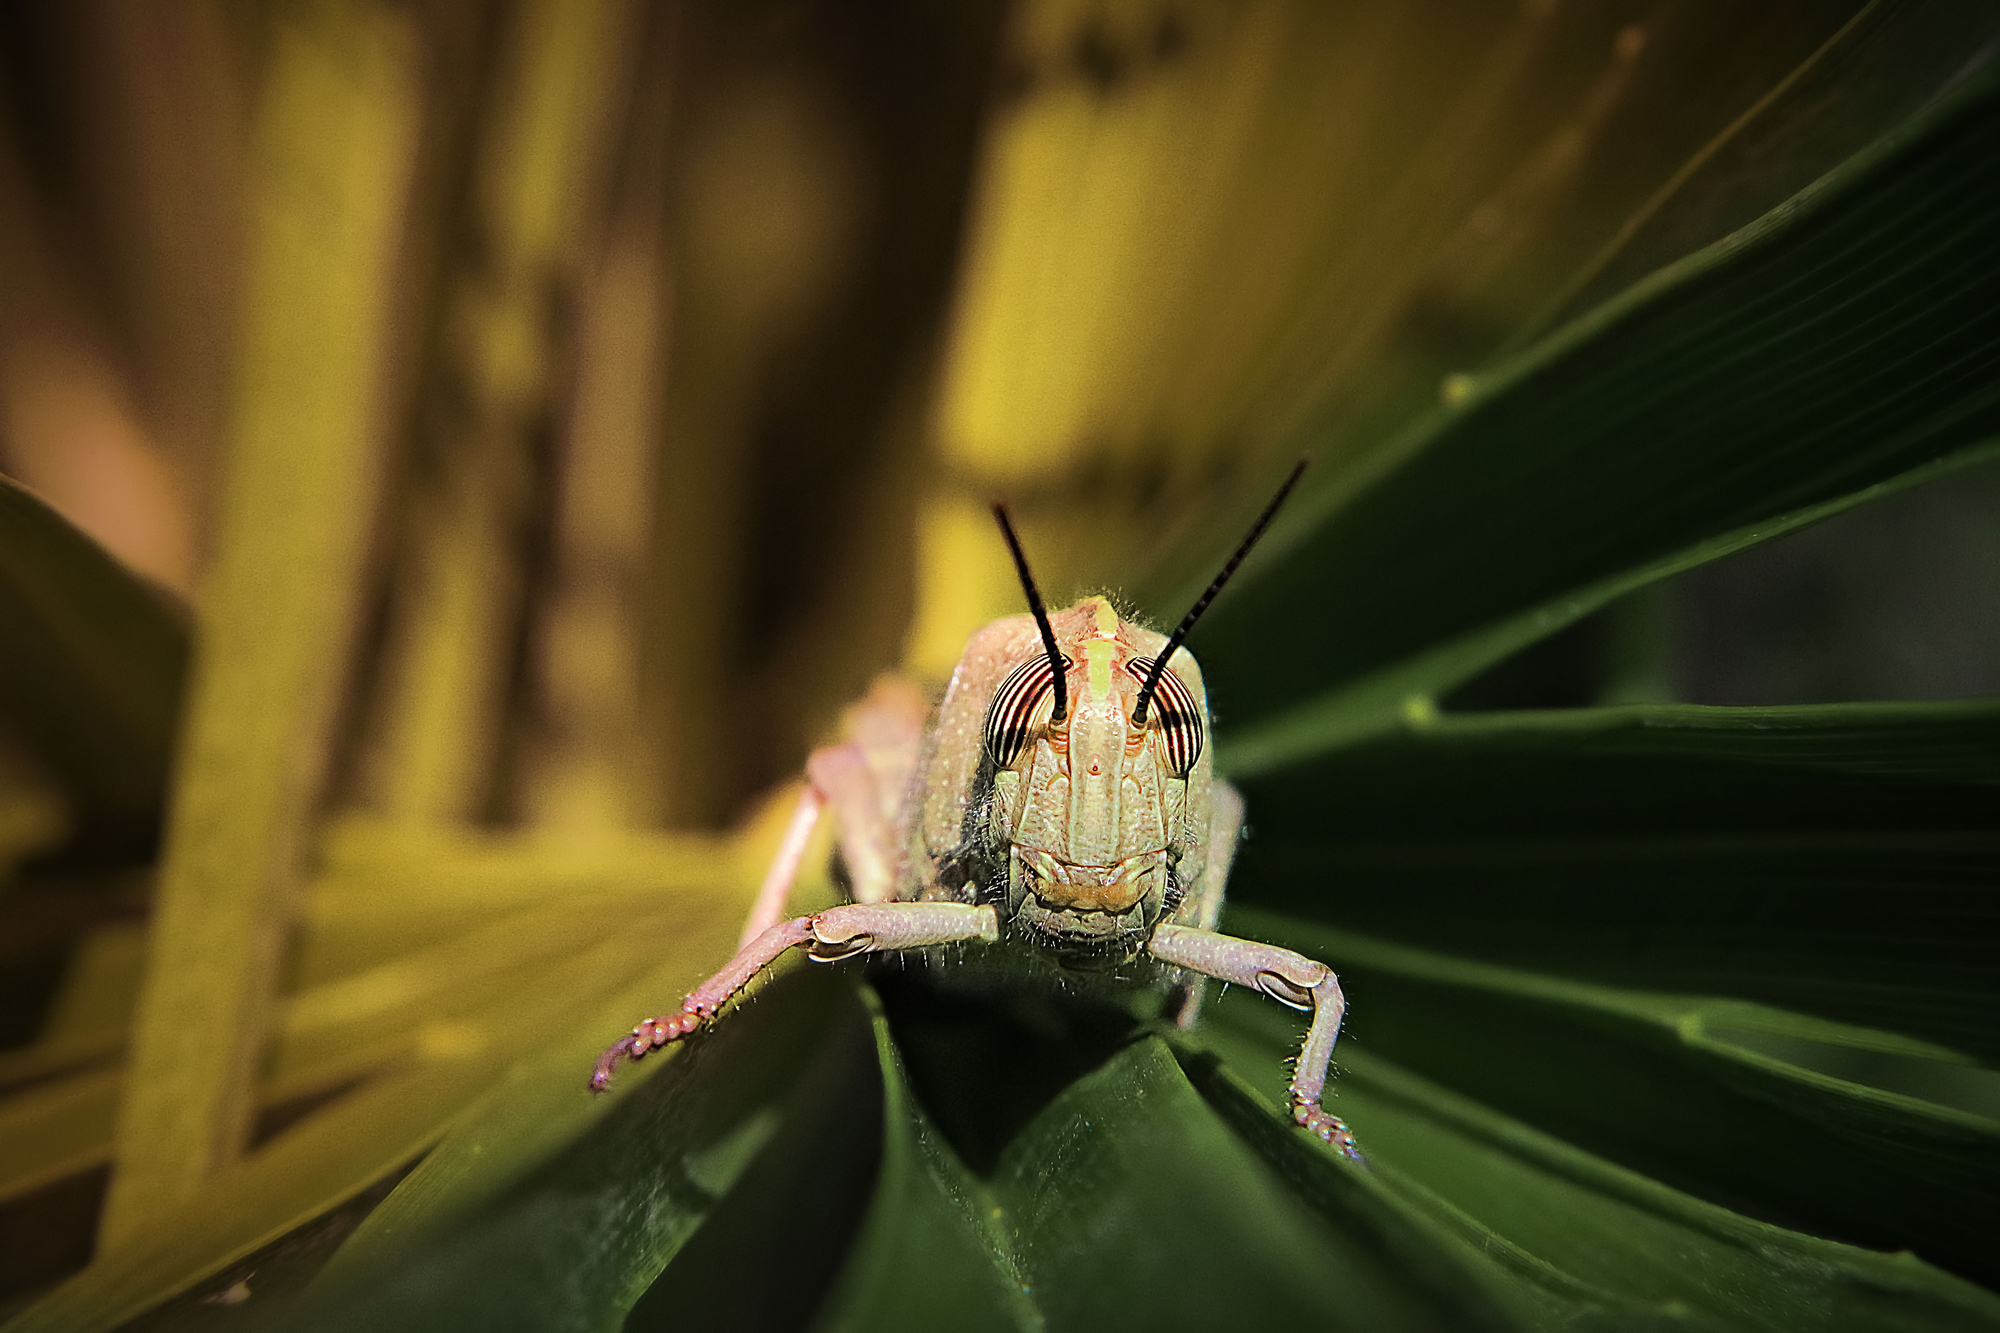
1125, 656, 1203, 776
984, 652, 1068, 769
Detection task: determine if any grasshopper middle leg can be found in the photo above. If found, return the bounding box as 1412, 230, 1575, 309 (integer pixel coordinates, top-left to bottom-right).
735, 682, 926, 946
1147, 923, 1365, 1164
591, 902, 999, 1092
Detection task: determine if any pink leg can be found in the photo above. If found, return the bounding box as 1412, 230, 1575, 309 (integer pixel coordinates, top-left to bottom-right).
1148, 923, 1365, 1164
591, 902, 999, 1092
805, 743, 899, 904
739, 786, 828, 948
737, 733, 908, 950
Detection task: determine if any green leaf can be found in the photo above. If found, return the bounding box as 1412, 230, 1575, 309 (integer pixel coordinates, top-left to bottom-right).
5, 926, 748, 1333
809, 985, 1040, 1333
0, 474, 186, 838
1191, 62, 2000, 759
819, 969, 1512, 1331
1232, 700, 2000, 1059
1187, 1004, 2000, 1331
0, 848, 738, 1207
290, 967, 857, 1333
1217, 909, 2000, 1291
1241, 697, 2000, 837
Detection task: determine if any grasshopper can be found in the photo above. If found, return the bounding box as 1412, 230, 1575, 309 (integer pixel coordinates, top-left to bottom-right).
592, 461, 1362, 1162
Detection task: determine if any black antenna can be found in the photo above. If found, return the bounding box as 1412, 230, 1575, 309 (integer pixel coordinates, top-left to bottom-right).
991, 502, 1068, 723
1134, 458, 1308, 725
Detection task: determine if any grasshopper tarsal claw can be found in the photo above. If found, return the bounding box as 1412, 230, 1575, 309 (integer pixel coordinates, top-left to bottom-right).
1292, 1098, 1368, 1165
591, 464, 1368, 1159
587, 1010, 704, 1092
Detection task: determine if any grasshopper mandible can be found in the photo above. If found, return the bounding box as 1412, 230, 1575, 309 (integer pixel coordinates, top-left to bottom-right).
592, 461, 1363, 1162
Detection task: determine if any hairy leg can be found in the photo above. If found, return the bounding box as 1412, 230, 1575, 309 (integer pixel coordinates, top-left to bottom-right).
592, 901, 999, 1092
1147, 923, 1364, 1164
1165, 782, 1245, 1029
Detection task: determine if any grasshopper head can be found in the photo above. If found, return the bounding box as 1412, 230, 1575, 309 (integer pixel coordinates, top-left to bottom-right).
973, 464, 1300, 965
983, 597, 1207, 964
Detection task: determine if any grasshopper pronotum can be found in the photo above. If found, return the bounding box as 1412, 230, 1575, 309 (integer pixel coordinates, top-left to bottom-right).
592, 461, 1362, 1162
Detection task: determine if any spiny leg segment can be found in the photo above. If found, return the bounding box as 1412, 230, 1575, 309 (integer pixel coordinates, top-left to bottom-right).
1148, 923, 1365, 1164
590, 901, 999, 1092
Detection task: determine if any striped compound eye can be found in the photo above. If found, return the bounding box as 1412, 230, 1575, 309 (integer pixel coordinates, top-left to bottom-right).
984, 654, 1068, 769
1126, 657, 1204, 777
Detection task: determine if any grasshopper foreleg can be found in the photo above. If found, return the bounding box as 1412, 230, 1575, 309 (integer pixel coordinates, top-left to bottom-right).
591, 902, 999, 1092
1147, 923, 1365, 1164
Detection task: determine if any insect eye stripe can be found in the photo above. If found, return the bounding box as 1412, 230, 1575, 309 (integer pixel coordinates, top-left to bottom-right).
1126, 657, 1204, 776
984, 655, 1065, 768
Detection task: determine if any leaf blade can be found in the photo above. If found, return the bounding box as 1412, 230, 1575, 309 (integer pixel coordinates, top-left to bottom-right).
1218, 909, 2000, 1288
1192, 63, 2000, 748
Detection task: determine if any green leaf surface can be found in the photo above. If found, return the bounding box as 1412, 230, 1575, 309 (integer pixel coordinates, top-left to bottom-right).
1188, 1002, 2000, 1332
286, 956, 2000, 1331
1231, 700, 2000, 1058
0, 888, 728, 1207
2, 878, 744, 1331
290, 967, 856, 1333
809, 986, 1039, 1333
0, 474, 186, 837
1191, 61, 2000, 755
1242, 697, 2000, 836
1219, 909, 2000, 1290
821, 970, 1510, 1332
284, 969, 1511, 1333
